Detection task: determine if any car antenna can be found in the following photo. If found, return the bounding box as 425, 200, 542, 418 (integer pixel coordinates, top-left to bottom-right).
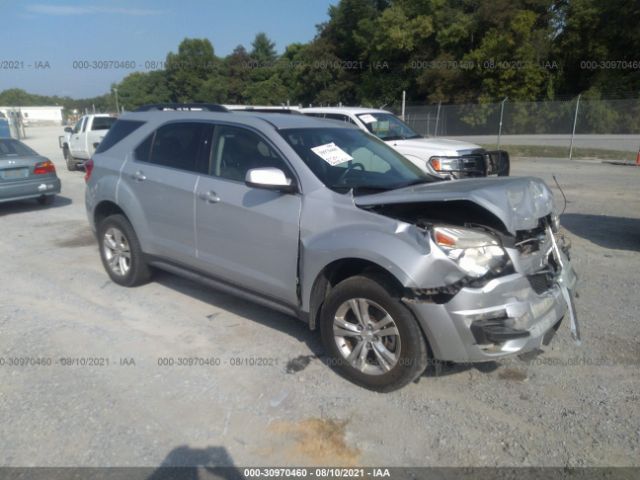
552, 175, 567, 216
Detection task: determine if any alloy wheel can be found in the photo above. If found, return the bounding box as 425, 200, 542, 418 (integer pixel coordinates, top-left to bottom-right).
103, 227, 131, 277
333, 298, 401, 375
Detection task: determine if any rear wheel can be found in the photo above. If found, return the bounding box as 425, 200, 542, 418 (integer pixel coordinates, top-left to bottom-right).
66, 152, 77, 171
98, 214, 151, 287
320, 275, 428, 392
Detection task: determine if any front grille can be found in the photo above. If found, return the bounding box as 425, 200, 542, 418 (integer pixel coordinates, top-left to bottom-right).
458, 155, 486, 175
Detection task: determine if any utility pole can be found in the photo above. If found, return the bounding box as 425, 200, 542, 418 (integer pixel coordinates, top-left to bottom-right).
497, 97, 508, 149
401, 90, 406, 121
434, 101, 441, 137
113, 87, 120, 114
569, 94, 581, 160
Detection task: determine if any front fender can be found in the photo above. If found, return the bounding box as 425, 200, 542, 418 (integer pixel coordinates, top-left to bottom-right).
299, 222, 461, 312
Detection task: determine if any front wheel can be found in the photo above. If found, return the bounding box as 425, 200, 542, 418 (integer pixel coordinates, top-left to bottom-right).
98, 214, 151, 287
320, 275, 428, 392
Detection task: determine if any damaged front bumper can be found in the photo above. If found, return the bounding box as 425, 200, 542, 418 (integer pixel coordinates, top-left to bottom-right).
403, 229, 578, 363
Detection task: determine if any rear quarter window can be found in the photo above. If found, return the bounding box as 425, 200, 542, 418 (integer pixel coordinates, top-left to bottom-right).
95, 120, 145, 154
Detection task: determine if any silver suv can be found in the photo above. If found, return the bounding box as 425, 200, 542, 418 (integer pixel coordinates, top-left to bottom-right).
85, 104, 579, 392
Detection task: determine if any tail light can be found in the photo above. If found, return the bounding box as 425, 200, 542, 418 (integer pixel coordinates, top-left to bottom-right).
33, 160, 56, 175
84, 159, 94, 183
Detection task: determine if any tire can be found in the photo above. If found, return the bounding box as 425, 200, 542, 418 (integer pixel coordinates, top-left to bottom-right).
97, 214, 151, 287
320, 274, 428, 392
66, 152, 77, 171
62, 146, 69, 160
37, 195, 55, 206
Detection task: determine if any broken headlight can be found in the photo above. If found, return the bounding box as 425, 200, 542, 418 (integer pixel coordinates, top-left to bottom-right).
433, 226, 507, 278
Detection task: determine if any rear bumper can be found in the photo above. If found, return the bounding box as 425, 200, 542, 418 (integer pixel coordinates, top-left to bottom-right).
0, 176, 61, 203
404, 261, 577, 363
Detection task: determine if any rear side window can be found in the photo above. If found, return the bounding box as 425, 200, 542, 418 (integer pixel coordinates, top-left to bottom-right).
95, 120, 145, 154
91, 117, 117, 131
144, 122, 214, 174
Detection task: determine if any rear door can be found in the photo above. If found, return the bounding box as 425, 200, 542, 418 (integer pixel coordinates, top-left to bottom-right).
120, 121, 214, 265
195, 124, 301, 305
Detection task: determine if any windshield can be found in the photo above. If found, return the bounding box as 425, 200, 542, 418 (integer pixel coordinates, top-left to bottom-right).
280, 127, 435, 194
356, 112, 421, 141
0, 138, 38, 157
92, 116, 117, 131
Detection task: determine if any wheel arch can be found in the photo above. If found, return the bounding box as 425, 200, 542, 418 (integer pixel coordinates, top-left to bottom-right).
93, 200, 128, 229
307, 257, 405, 331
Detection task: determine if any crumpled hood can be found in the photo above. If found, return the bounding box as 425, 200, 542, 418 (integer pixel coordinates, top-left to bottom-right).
386, 137, 483, 157
354, 176, 555, 234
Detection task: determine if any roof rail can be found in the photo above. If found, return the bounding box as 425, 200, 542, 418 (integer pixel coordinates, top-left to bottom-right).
134, 103, 228, 112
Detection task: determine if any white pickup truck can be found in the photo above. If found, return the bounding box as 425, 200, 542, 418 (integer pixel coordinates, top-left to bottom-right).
59, 114, 116, 171
301, 107, 510, 179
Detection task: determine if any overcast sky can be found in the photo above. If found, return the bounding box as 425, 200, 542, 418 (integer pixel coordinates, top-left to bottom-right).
0, 0, 336, 98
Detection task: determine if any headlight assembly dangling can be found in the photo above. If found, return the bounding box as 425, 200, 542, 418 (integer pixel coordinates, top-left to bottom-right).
433, 226, 508, 278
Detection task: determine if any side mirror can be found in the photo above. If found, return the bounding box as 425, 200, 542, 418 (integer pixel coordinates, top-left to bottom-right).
64, 127, 73, 133
245, 167, 296, 193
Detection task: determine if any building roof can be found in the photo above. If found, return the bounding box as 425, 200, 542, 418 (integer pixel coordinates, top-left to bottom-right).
0, 106, 64, 110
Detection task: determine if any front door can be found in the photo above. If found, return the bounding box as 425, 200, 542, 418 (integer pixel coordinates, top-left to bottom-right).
195, 125, 301, 306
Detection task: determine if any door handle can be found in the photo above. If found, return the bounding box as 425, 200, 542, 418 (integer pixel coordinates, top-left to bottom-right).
131, 171, 146, 182
198, 190, 220, 203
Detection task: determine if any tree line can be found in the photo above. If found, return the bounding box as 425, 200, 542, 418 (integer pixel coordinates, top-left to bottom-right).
1, 0, 638, 113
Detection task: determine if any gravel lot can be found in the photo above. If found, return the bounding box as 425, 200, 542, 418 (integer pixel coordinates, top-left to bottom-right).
1, 126, 639, 468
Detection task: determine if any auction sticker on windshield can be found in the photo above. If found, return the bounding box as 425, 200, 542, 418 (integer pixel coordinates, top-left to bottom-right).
359, 114, 378, 124
311, 142, 354, 166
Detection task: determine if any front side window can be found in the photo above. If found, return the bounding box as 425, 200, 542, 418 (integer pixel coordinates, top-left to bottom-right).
280, 127, 435, 194
145, 122, 214, 174
72, 119, 82, 134
212, 125, 289, 182
81, 117, 88, 133
324, 113, 350, 123
356, 112, 421, 141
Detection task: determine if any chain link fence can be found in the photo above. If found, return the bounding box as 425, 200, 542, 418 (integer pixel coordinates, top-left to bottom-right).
398, 98, 640, 162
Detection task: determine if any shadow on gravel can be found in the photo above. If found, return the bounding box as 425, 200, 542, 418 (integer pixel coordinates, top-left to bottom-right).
561, 213, 640, 252
154, 271, 325, 358
422, 360, 499, 379
147, 445, 242, 480
0, 195, 72, 217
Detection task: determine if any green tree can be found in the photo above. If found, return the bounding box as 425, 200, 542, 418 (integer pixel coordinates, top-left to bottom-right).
223, 45, 252, 104
250, 33, 277, 66
165, 38, 222, 102
116, 71, 171, 110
